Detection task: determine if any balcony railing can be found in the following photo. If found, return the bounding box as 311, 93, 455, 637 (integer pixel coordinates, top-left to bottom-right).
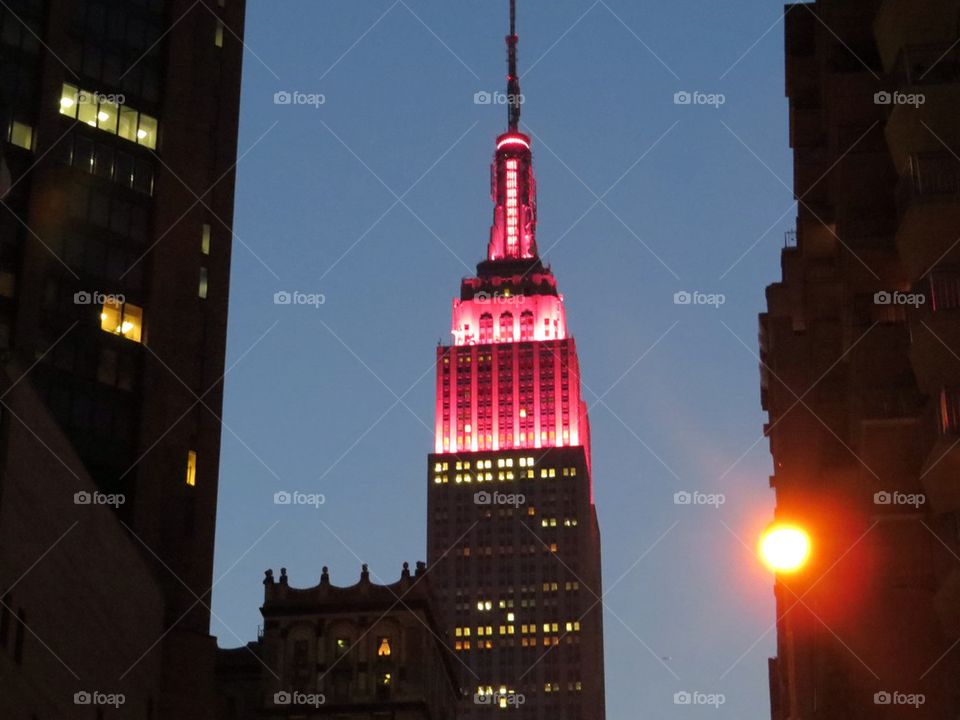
893, 43, 960, 86
896, 153, 960, 213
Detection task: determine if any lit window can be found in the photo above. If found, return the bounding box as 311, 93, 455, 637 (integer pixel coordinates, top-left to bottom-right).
137, 114, 158, 150
185, 450, 197, 487
201, 224, 211, 254
118, 106, 138, 142
100, 298, 143, 343
199, 267, 209, 299
9, 121, 32, 150
380, 672, 391, 686
215, 20, 225, 47
377, 637, 391, 657
59, 84, 78, 113
97, 97, 120, 134
60, 84, 159, 150
335, 638, 349, 657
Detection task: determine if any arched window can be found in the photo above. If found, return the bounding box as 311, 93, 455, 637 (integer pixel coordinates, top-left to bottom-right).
480, 313, 494, 343
520, 311, 534, 341
499, 312, 514, 342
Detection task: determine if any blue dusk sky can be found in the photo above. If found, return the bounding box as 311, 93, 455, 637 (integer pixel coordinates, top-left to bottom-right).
212, 2, 794, 718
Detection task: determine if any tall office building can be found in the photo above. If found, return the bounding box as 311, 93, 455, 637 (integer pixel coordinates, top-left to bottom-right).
0, 1, 245, 717
426, 4, 606, 718
762, 0, 960, 716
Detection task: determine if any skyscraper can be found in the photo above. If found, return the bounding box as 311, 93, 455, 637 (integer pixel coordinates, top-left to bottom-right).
427, 4, 606, 718
763, 0, 960, 716
0, 1, 245, 717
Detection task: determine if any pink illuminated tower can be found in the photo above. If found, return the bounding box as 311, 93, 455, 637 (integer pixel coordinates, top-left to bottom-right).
427, 3, 606, 718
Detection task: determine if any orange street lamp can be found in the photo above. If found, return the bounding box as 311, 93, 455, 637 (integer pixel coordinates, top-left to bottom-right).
759, 524, 811, 574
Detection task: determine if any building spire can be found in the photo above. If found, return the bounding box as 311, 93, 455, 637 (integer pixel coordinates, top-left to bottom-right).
507, 0, 521, 132
486, 0, 537, 263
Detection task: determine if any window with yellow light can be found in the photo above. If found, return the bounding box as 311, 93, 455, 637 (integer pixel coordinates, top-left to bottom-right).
185, 450, 197, 487
100, 298, 143, 343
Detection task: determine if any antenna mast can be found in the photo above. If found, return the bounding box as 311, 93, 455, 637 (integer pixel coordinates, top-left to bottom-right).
506, 0, 521, 131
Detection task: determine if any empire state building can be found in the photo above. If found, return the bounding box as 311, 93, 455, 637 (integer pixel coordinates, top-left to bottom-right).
426, 4, 606, 718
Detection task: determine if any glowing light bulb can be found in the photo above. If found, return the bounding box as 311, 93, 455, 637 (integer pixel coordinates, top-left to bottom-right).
97, 111, 110, 122
137, 129, 148, 139
759, 524, 811, 574
120, 321, 134, 334
60, 97, 75, 109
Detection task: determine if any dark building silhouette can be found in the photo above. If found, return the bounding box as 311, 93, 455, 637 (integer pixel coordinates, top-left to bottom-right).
0, 0, 246, 717
426, 4, 606, 718
763, 0, 960, 716
215, 564, 460, 720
